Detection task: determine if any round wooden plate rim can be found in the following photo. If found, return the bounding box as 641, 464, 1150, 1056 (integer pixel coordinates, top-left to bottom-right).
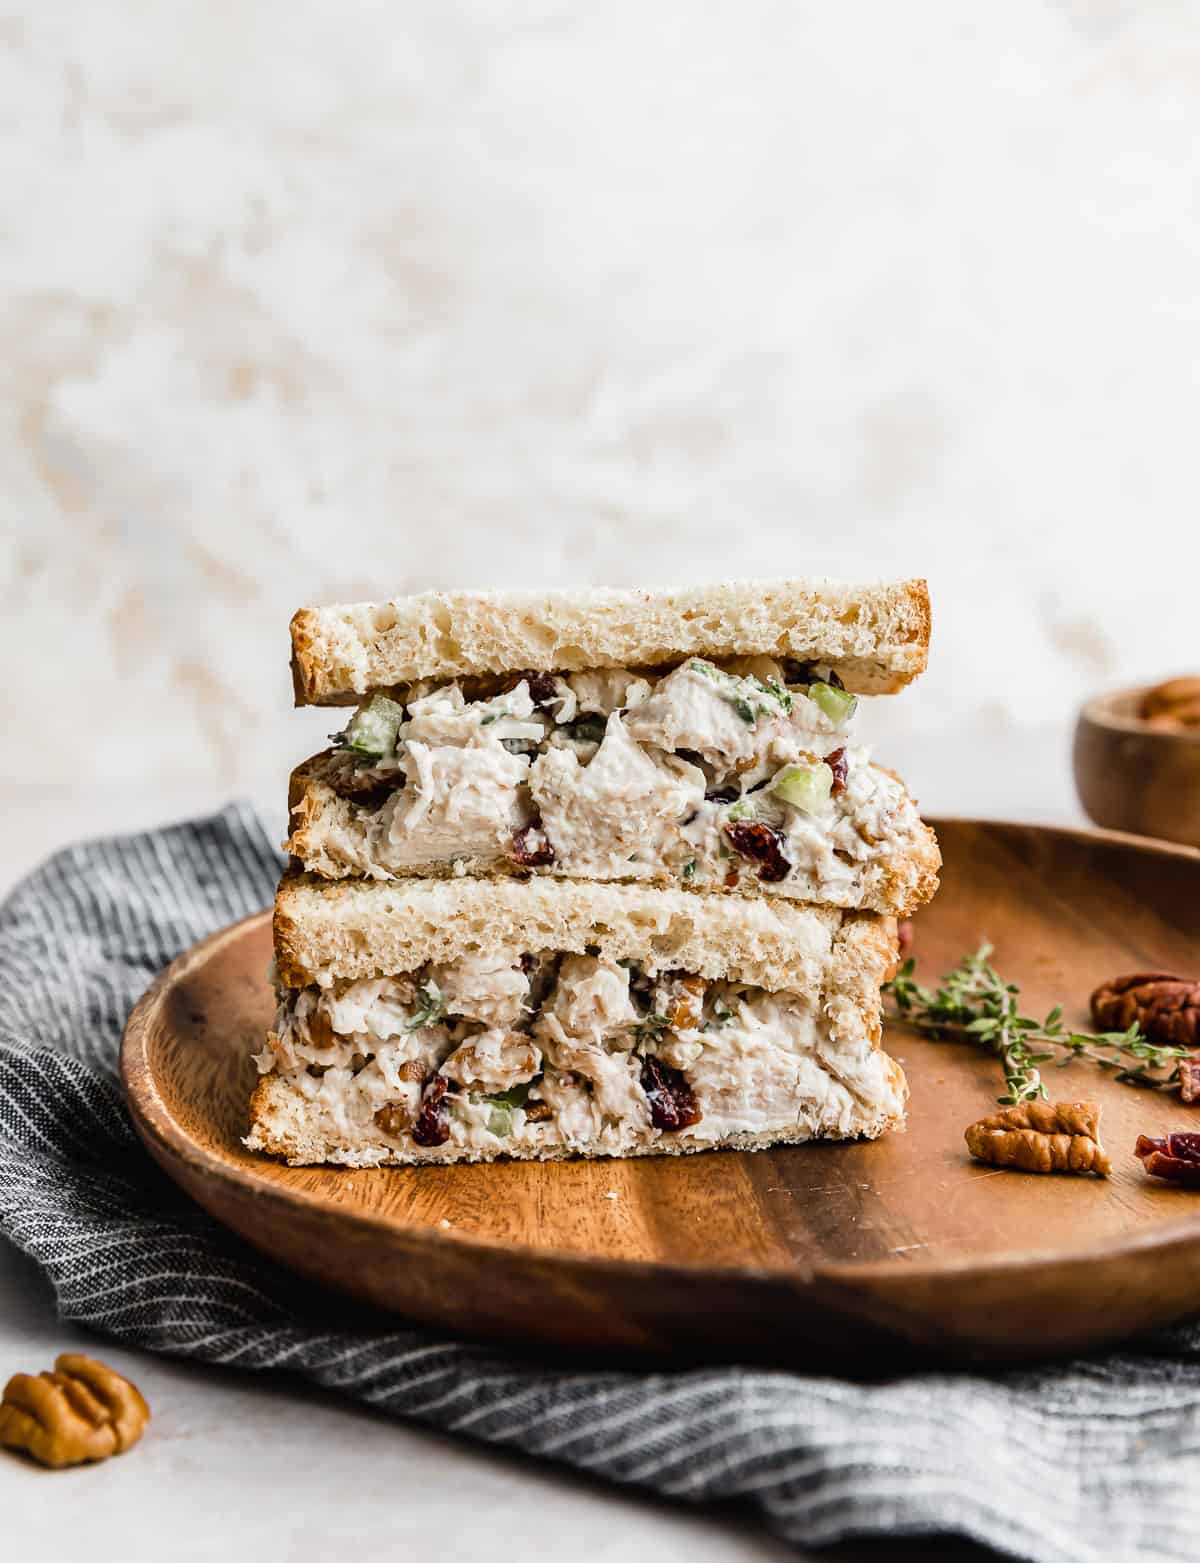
120, 815, 1200, 1294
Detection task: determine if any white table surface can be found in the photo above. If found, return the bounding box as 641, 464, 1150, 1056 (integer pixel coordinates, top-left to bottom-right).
0, 740, 1083, 1560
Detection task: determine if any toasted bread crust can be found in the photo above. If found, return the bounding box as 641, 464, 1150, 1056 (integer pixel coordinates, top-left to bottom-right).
246, 1082, 907, 1167
289, 579, 931, 705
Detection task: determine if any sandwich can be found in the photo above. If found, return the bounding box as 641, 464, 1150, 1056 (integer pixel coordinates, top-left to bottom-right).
284, 580, 940, 914
247, 874, 906, 1167
248, 577, 934, 1169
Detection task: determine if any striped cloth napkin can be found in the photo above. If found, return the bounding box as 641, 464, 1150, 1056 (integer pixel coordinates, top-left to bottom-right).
0, 803, 1197, 1563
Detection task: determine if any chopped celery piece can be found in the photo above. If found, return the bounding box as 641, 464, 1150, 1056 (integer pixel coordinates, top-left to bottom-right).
489, 1082, 532, 1109
485, 1080, 533, 1137
487, 1103, 514, 1137
808, 682, 858, 725
770, 762, 833, 813
340, 693, 405, 757
726, 799, 753, 822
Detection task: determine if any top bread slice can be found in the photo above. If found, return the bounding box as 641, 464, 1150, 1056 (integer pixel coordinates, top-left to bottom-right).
291, 578, 931, 705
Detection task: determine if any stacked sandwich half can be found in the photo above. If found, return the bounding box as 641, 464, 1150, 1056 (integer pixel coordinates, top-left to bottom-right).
248, 580, 940, 1167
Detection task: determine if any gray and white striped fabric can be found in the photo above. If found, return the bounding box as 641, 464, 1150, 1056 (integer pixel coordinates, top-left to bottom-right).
1, 804, 1197, 1563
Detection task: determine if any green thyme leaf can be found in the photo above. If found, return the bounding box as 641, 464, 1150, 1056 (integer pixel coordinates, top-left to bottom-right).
883, 944, 1192, 1104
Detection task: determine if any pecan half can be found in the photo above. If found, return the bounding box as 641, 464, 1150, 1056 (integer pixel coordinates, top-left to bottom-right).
826, 746, 848, 797
0, 1354, 149, 1468
1181, 1059, 1200, 1105
1141, 676, 1200, 727
723, 821, 791, 883
1135, 1131, 1200, 1185
398, 1058, 427, 1084
510, 823, 555, 867
411, 1076, 451, 1147
1090, 974, 1200, 1047
641, 1056, 702, 1132
964, 1101, 1111, 1176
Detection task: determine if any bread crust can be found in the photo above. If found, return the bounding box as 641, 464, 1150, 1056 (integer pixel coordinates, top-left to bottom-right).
289, 579, 931, 705
245, 1077, 906, 1167
270, 870, 882, 991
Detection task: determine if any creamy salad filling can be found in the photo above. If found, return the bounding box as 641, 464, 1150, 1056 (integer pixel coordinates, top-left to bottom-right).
257, 947, 896, 1158
300, 657, 926, 903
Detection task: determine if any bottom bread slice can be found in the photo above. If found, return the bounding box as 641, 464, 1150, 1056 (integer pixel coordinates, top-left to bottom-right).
248, 880, 906, 1168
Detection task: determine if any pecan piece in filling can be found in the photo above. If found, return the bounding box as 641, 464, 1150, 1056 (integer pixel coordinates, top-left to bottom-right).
826, 746, 848, 797
641, 1056, 702, 1132
374, 1101, 412, 1137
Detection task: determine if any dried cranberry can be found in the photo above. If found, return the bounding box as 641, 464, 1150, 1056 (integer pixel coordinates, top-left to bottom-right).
641, 1056, 702, 1132
723, 821, 791, 883
330, 770, 403, 810
411, 1076, 451, 1147
1164, 1132, 1200, 1161
510, 823, 555, 867
826, 747, 848, 796
1135, 1131, 1200, 1185
521, 670, 560, 709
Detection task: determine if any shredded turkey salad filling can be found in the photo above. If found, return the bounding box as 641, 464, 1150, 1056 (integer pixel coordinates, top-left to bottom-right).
304, 657, 922, 899
258, 948, 895, 1153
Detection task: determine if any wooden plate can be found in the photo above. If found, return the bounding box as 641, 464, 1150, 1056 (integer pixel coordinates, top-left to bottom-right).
121, 820, 1200, 1366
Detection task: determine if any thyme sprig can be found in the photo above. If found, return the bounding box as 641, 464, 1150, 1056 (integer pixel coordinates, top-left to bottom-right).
884, 944, 1193, 1106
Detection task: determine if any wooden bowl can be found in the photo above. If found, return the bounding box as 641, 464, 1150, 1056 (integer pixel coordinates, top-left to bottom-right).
1074, 684, 1200, 847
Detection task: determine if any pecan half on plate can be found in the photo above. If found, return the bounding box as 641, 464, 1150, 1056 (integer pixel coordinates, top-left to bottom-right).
964, 1101, 1111, 1177
1091, 973, 1200, 1048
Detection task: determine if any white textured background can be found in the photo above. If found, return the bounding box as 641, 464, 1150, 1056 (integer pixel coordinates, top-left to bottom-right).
4, 0, 1200, 811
